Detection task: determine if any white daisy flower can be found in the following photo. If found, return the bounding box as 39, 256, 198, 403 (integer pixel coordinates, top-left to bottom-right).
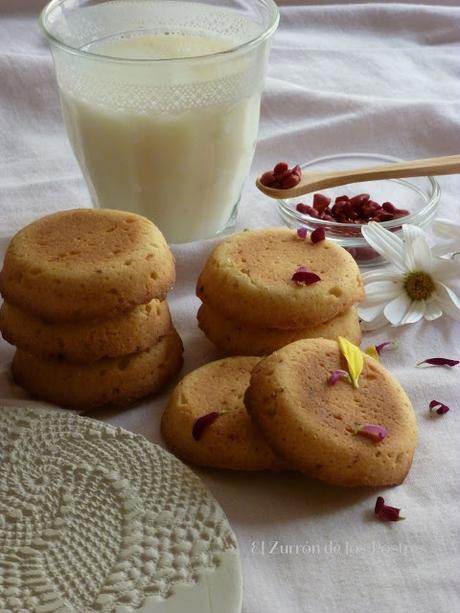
432, 218, 460, 257
358, 222, 460, 330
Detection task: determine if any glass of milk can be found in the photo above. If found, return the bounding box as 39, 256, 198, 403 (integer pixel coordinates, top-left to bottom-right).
40, 0, 279, 243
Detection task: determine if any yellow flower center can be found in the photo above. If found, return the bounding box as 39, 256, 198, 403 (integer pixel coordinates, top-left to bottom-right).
404, 271, 435, 301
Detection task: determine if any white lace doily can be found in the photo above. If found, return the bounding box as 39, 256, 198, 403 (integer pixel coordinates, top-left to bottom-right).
0, 403, 241, 613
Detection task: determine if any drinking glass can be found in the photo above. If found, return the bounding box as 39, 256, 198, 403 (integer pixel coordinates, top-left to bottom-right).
40, 0, 279, 243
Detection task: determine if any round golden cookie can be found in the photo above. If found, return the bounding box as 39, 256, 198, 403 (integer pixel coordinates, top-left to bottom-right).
0, 299, 171, 363
0, 209, 175, 321
245, 338, 417, 487
12, 328, 183, 412
197, 304, 361, 356
196, 228, 364, 328
161, 357, 281, 471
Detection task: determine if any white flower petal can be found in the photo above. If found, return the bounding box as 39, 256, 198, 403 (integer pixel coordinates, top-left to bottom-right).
431, 241, 460, 257
359, 312, 389, 331
363, 280, 402, 303
408, 237, 434, 272
361, 270, 403, 283
403, 224, 426, 243
358, 301, 388, 322
402, 225, 432, 270
435, 282, 460, 321
432, 257, 460, 283
423, 298, 443, 321
433, 218, 460, 240
383, 292, 412, 325
361, 222, 407, 272
400, 300, 425, 325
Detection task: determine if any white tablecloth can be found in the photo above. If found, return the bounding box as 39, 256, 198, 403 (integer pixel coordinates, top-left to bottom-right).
1, 2, 459, 612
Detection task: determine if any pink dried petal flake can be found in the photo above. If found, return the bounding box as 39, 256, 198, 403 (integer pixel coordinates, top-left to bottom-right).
429, 400, 450, 415
327, 369, 349, 385
356, 423, 387, 442
291, 267, 321, 285
297, 227, 308, 240
417, 357, 459, 368
374, 496, 404, 522
375, 340, 398, 354
192, 412, 221, 441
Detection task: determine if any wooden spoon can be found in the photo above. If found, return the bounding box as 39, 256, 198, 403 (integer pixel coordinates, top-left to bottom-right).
256, 154, 460, 199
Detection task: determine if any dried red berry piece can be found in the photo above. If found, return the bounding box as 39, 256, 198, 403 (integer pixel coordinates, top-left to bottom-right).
296, 203, 310, 214
382, 202, 396, 212
311, 227, 326, 243
292, 164, 302, 177
273, 162, 289, 176
293, 190, 410, 227
192, 412, 221, 440
260, 171, 275, 187
350, 193, 370, 206
260, 162, 302, 189
375, 211, 394, 222
313, 193, 331, 212
349, 246, 378, 260
281, 174, 301, 189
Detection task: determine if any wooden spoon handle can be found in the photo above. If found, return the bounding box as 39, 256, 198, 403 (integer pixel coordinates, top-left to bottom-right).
257, 154, 460, 199
316, 154, 460, 186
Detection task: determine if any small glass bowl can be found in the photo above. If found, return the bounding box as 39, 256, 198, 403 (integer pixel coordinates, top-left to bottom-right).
277, 152, 441, 267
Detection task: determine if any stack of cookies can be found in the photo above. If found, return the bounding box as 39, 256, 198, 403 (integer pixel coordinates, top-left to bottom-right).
196, 228, 364, 355
0, 209, 183, 411
161, 339, 418, 487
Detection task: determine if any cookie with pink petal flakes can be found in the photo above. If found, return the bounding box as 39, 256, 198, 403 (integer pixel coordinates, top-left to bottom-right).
161, 356, 282, 471
196, 228, 364, 328
245, 338, 417, 486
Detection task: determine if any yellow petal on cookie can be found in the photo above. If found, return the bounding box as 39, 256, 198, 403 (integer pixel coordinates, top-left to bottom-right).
338, 336, 364, 388
364, 345, 380, 361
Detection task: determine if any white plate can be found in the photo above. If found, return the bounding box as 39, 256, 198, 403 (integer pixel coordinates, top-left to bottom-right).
0, 403, 242, 613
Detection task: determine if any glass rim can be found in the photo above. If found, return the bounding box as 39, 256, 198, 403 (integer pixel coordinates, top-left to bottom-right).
39, 0, 280, 63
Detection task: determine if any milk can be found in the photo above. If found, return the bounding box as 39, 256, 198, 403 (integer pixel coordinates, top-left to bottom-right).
59, 32, 262, 243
